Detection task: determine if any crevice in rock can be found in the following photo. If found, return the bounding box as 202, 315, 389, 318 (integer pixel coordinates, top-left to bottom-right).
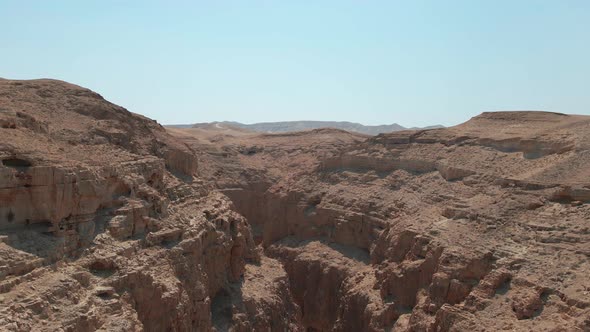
211, 288, 233, 331
2, 157, 32, 170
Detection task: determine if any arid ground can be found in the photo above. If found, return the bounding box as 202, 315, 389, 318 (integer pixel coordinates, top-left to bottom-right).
1, 79, 589, 331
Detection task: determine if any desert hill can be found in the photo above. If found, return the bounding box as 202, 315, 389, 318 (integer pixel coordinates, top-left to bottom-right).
167, 120, 443, 135
1, 79, 589, 331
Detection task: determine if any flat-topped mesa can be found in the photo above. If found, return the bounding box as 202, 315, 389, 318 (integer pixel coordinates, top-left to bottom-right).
457, 111, 577, 137
472, 110, 569, 121
455, 111, 586, 158
366, 111, 587, 161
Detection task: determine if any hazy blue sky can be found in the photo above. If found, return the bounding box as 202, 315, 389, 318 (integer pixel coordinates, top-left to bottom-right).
1, 1, 589, 127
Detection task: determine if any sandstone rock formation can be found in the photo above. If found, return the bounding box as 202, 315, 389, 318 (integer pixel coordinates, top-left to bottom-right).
0, 79, 292, 331
171, 111, 590, 331
1, 79, 590, 331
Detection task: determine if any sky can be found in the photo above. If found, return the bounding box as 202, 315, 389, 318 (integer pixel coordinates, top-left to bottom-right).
1, 1, 589, 127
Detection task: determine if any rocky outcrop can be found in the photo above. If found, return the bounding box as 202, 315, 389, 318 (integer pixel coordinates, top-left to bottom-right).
172, 110, 590, 331
4, 79, 590, 331
0, 79, 271, 331
223, 256, 302, 332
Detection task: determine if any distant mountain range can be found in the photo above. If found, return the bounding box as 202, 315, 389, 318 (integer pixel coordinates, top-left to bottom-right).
167, 121, 443, 135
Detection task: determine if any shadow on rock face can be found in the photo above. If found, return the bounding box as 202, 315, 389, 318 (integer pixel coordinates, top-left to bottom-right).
2, 157, 32, 171
211, 288, 234, 331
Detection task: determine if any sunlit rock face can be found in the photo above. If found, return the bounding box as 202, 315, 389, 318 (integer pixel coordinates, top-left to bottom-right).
2, 79, 590, 331
0, 79, 268, 332
172, 109, 590, 331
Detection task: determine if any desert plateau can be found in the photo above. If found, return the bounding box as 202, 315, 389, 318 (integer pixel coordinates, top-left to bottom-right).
0, 79, 589, 331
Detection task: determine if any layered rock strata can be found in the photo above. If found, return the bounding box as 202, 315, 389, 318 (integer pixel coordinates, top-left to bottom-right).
2, 78, 590, 331
173, 110, 590, 331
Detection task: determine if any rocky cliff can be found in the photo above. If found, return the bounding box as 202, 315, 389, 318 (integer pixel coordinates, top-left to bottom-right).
0, 79, 297, 331
2, 79, 590, 331
172, 111, 590, 331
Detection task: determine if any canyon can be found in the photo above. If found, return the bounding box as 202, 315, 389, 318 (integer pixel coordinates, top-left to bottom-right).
1, 79, 589, 331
